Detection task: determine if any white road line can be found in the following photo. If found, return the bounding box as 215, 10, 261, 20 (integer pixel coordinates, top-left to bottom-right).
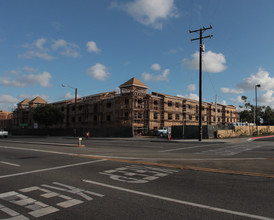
0, 145, 76, 156
1, 161, 21, 167
83, 179, 273, 220
0, 145, 267, 162
0, 159, 105, 179
159, 144, 215, 153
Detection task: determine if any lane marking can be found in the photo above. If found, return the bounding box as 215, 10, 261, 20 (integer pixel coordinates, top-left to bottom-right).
83, 179, 273, 220
0, 159, 105, 179
1, 161, 21, 167
198, 144, 263, 156
159, 144, 215, 153
0, 145, 273, 178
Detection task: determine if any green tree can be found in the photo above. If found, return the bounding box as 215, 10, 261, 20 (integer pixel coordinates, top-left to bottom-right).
33, 105, 64, 127
239, 96, 265, 124
262, 106, 274, 125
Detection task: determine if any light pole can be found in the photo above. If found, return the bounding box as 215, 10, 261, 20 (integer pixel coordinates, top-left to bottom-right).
62, 84, 77, 136
255, 84, 260, 131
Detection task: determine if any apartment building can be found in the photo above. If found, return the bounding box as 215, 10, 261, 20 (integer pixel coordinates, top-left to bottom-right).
0, 110, 13, 129
12, 77, 239, 135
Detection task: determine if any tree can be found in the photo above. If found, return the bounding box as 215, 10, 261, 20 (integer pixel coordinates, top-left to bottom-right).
238, 96, 265, 124
33, 105, 64, 128
262, 106, 274, 125
239, 96, 254, 123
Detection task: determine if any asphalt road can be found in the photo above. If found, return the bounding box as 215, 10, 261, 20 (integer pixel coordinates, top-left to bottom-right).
0, 137, 273, 219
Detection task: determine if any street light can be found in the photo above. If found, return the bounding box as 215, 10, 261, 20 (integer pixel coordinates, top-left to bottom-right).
255, 84, 261, 125
255, 84, 261, 135
62, 84, 77, 136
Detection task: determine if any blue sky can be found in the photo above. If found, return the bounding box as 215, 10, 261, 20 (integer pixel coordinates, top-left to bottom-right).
1, 0, 274, 111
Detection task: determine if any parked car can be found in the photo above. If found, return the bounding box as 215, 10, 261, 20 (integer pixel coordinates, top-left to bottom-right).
156, 127, 171, 137
0, 129, 8, 138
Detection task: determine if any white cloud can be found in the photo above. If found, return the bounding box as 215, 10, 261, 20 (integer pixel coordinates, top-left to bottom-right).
187, 84, 196, 92
230, 96, 245, 103
20, 38, 55, 60
1, 79, 27, 87
141, 68, 170, 81
35, 38, 47, 50
111, 0, 179, 29
20, 38, 81, 60
221, 100, 227, 105
0, 72, 52, 88
23, 66, 38, 73
177, 93, 199, 101
26, 72, 52, 87
151, 63, 161, 71
220, 87, 244, 94
60, 92, 75, 100
20, 50, 55, 60
237, 68, 274, 91
86, 41, 100, 53
52, 39, 80, 58
5, 69, 19, 75
259, 90, 274, 108
183, 51, 227, 73
184, 93, 199, 101
0, 95, 19, 111
86, 63, 110, 80
0, 94, 18, 103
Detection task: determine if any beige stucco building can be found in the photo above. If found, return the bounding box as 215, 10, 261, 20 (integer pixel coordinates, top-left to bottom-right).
11, 78, 239, 136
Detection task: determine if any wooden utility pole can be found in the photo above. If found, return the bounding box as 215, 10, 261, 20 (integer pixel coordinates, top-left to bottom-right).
189, 26, 213, 141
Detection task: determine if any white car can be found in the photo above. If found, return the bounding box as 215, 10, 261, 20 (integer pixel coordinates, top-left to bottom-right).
0, 129, 8, 138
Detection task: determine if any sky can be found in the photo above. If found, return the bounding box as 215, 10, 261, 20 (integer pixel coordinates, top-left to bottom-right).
1, 0, 274, 112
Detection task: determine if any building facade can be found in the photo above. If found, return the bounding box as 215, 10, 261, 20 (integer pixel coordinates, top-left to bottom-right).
0, 110, 13, 129
12, 78, 239, 135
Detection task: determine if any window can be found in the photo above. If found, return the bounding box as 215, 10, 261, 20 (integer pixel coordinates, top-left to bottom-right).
188, 104, 192, 109
125, 99, 129, 105
154, 100, 158, 105
189, 115, 192, 120
138, 99, 142, 104
138, 113, 142, 119
196, 116, 198, 121
168, 113, 172, 120
168, 101, 172, 107
175, 102, 179, 108
125, 112, 129, 120
78, 105, 82, 111
107, 102, 111, 108
93, 104, 98, 113
78, 116, 82, 122
61, 107, 64, 111
107, 115, 111, 121
154, 113, 158, 120
93, 116, 97, 121
175, 114, 180, 120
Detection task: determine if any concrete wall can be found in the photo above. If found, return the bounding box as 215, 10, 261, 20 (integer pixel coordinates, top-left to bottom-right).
217, 126, 274, 138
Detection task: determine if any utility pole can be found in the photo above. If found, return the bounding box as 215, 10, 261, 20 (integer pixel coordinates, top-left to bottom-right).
189, 25, 213, 141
